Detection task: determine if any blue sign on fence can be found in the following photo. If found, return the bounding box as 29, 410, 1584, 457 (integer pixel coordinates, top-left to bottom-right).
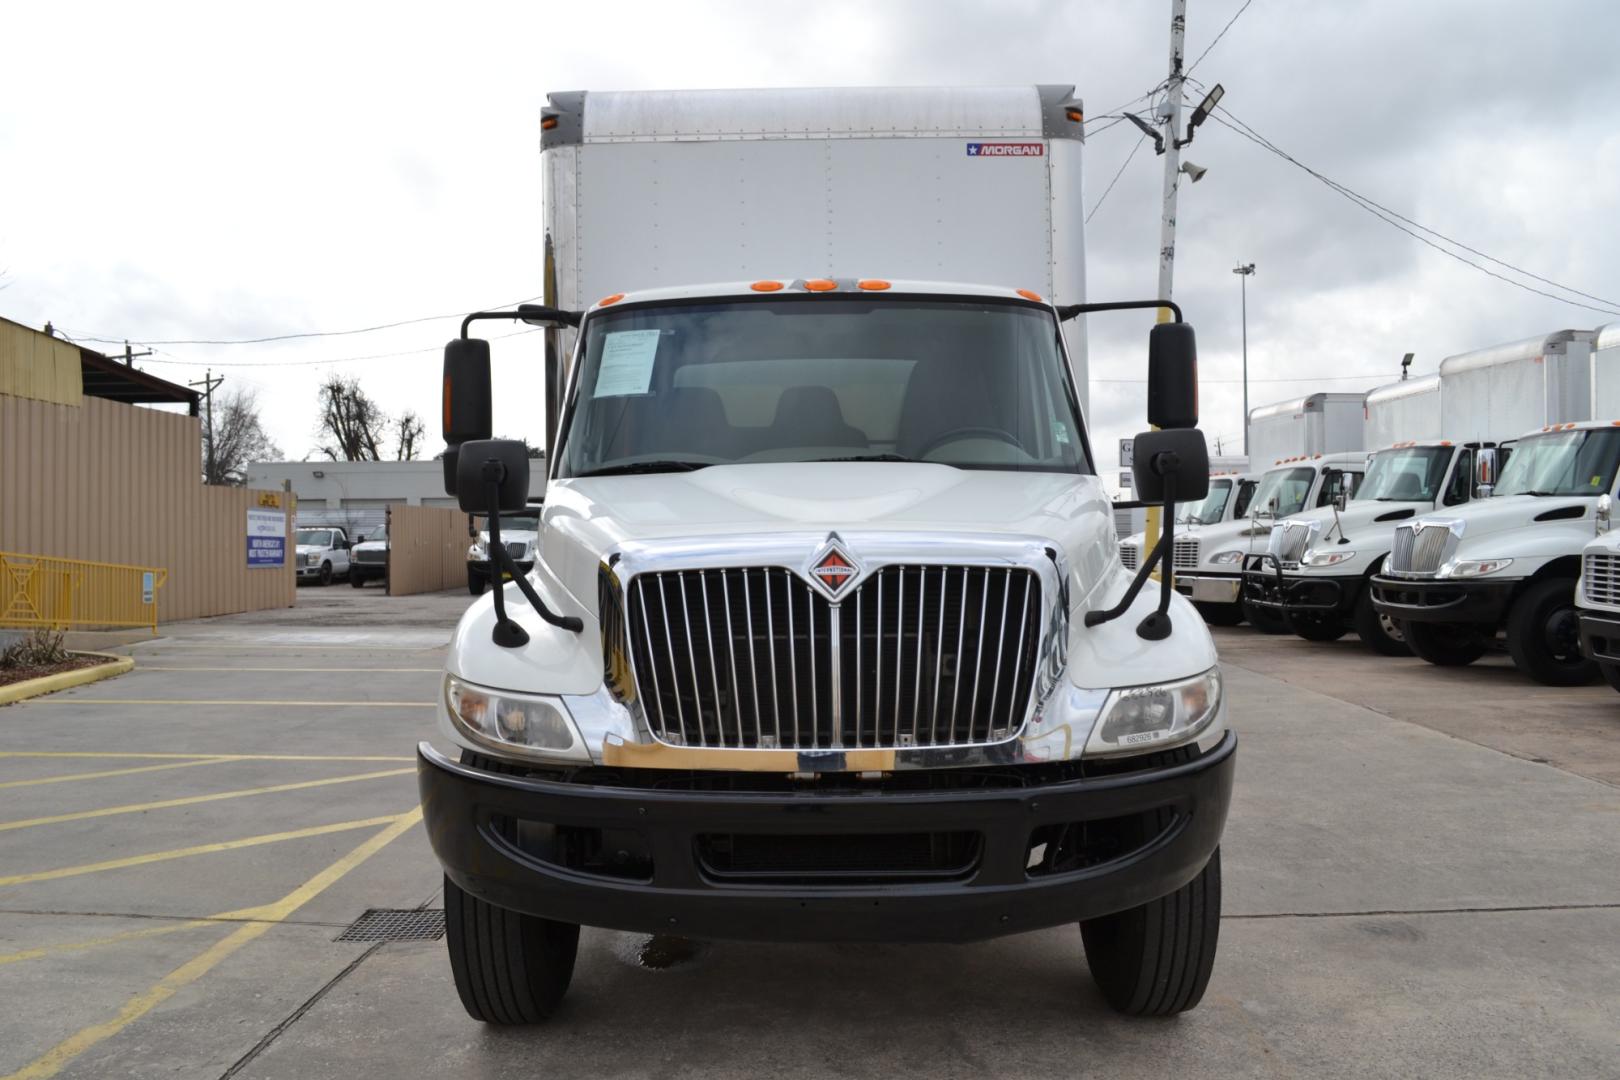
247, 508, 286, 568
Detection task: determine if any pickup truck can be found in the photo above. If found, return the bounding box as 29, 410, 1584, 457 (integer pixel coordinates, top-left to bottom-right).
294, 526, 351, 586
349, 526, 388, 588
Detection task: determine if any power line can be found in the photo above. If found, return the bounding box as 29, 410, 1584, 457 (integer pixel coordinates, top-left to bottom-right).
137, 326, 543, 369
1186, 0, 1255, 75
1086, 133, 1150, 223
1208, 106, 1620, 318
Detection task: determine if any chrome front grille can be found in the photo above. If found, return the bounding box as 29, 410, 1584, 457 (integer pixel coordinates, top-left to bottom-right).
610, 565, 1042, 750
1274, 522, 1313, 567
1172, 537, 1200, 570
1390, 522, 1452, 576
1586, 553, 1620, 606
504, 541, 529, 560
1119, 542, 1138, 571
354, 548, 387, 564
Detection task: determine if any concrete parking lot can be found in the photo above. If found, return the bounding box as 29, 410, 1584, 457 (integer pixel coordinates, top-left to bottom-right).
2, 590, 1618, 1079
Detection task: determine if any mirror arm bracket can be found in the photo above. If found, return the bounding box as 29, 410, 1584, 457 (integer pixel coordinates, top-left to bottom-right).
1086, 461, 1179, 639
461, 307, 581, 339
482, 476, 585, 649
1056, 298, 1183, 323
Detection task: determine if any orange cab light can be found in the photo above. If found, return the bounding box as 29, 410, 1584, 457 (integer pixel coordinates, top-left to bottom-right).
1066, 108, 1084, 123
857, 279, 891, 291
1440, 440, 1452, 446
804, 278, 838, 292
751, 280, 784, 292
1017, 288, 1044, 302
598, 293, 625, 307
541, 116, 559, 130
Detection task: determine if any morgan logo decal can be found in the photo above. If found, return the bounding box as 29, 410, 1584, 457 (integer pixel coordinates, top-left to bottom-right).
805, 534, 861, 600
966, 142, 1044, 157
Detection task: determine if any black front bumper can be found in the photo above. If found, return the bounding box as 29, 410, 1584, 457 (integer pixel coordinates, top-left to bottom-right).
467, 559, 534, 581
1243, 560, 1359, 616
1370, 574, 1515, 626
417, 734, 1237, 944
1578, 609, 1620, 664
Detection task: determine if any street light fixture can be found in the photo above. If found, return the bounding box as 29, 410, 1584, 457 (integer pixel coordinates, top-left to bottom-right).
1233, 262, 1256, 456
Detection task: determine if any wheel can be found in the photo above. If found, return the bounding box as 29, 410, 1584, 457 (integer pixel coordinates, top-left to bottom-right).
1285, 611, 1348, 642
1404, 620, 1488, 667
1242, 597, 1289, 635
444, 875, 579, 1024
1352, 585, 1411, 656
1505, 578, 1595, 686
1081, 849, 1221, 1016
468, 572, 486, 596
318, 561, 334, 586
350, 572, 366, 588
1601, 663, 1620, 693
1195, 601, 1244, 627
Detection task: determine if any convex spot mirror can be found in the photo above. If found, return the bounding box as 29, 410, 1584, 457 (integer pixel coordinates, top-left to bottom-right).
1147, 322, 1199, 430
455, 439, 531, 515
1131, 428, 1210, 503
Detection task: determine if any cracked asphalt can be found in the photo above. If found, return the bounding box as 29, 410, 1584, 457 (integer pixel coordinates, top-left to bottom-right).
2, 587, 1618, 1078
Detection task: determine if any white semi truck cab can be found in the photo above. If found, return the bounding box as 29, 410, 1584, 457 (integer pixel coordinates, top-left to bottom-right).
1171, 452, 1366, 627
1243, 439, 1499, 653
1371, 420, 1620, 684
1576, 519, 1620, 692
1119, 470, 1258, 572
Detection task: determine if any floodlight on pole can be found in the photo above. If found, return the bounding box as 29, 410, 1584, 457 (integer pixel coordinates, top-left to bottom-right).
1183, 83, 1225, 146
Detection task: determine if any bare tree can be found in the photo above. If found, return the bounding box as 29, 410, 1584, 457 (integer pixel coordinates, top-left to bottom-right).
394, 410, 426, 461
316, 375, 387, 461
203, 387, 282, 485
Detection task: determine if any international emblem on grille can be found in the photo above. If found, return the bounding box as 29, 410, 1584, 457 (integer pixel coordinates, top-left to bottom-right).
806, 534, 860, 599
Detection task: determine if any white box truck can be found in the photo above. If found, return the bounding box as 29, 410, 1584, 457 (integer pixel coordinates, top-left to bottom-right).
1438, 330, 1595, 442
1245, 392, 1366, 469
419, 86, 1235, 1025
1363, 374, 1442, 449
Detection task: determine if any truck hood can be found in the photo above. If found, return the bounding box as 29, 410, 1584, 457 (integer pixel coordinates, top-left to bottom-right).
538, 463, 1114, 612
1427, 494, 1599, 564
352, 541, 388, 553
1279, 499, 1431, 544
294, 544, 325, 556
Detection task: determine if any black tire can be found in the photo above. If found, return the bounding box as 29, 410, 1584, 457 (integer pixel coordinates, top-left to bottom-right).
1505, 578, 1595, 686
468, 573, 486, 596
1285, 611, 1349, 642
1081, 849, 1222, 1017
1352, 584, 1411, 657
1600, 663, 1620, 694
444, 875, 579, 1024
1195, 601, 1244, 627
350, 572, 366, 588
1404, 620, 1488, 667
318, 561, 333, 586
1242, 597, 1289, 635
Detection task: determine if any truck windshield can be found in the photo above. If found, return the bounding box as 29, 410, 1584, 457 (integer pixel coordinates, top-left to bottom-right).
295, 530, 331, 546
1357, 446, 1453, 502
556, 298, 1088, 477
1493, 428, 1620, 497
1178, 479, 1232, 525
1249, 467, 1315, 518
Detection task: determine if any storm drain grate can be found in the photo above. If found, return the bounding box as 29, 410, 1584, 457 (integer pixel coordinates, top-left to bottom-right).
335, 908, 445, 942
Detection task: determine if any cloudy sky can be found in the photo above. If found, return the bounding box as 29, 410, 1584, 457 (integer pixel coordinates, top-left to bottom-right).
4, 0, 1618, 492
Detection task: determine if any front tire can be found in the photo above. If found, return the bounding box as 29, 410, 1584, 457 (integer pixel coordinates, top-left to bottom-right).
1242, 597, 1289, 635
1081, 849, 1221, 1016
467, 572, 486, 596
1352, 585, 1411, 656
350, 572, 366, 588
1285, 611, 1348, 642
318, 561, 334, 586
444, 875, 579, 1024
1404, 620, 1488, 666
1600, 663, 1620, 693
1505, 578, 1595, 686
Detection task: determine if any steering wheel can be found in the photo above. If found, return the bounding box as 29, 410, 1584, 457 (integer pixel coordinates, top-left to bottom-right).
916, 426, 1029, 458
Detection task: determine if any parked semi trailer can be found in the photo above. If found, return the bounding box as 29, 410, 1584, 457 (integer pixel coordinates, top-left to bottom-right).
417, 86, 1234, 1025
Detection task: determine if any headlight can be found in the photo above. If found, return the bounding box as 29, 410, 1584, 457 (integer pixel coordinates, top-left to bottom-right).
304, 552, 320, 566
1439, 558, 1513, 579
1301, 549, 1357, 567
444, 675, 588, 761
466, 542, 485, 560
1085, 668, 1223, 757
1209, 550, 1245, 565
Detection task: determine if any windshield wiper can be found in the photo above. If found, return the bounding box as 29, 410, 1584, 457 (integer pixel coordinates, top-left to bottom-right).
811, 453, 926, 464
576, 460, 712, 478
1521, 489, 1563, 497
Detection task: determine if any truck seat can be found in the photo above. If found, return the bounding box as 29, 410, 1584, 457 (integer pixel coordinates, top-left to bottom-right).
769, 385, 868, 449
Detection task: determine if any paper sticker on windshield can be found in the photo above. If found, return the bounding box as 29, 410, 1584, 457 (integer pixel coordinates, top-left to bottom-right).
594, 330, 660, 397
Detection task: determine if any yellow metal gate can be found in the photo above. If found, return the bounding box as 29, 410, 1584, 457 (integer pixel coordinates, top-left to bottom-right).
0, 551, 168, 632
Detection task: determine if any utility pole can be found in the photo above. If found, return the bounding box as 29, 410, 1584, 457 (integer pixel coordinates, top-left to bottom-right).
1156, 0, 1188, 316
119, 340, 153, 367
1234, 263, 1255, 454
189, 369, 225, 483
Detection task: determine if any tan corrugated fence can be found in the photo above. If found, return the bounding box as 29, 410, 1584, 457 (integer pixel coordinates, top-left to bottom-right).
386, 505, 470, 596
0, 393, 295, 624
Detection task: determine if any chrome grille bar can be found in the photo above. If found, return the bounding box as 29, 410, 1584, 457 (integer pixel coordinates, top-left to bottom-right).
1586, 553, 1620, 606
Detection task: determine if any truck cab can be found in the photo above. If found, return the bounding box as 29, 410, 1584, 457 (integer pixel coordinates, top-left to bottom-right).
1371, 420, 1620, 684
1576, 518, 1620, 691
1243, 440, 1498, 653
294, 526, 350, 586
1172, 452, 1366, 628
1118, 470, 1257, 605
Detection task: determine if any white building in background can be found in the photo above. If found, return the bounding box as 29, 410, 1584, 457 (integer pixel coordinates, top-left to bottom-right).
244, 459, 547, 537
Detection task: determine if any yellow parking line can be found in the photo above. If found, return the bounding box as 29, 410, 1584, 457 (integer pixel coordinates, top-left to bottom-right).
0, 918, 217, 967
139, 666, 441, 673
132, 642, 443, 651
21, 698, 433, 707
2, 808, 422, 1080
0, 768, 414, 833
0, 813, 404, 886
0, 751, 413, 763
0, 758, 234, 791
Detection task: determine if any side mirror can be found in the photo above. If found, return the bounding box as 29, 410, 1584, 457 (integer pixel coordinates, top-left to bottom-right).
1130, 428, 1210, 503
456, 439, 530, 514
1147, 322, 1199, 430
1598, 493, 1612, 535
442, 444, 461, 497
1334, 492, 1348, 512
443, 339, 493, 444
1476, 447, 1498, 497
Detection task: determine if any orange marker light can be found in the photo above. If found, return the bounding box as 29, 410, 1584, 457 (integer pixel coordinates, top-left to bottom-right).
804, 278, 838, 292
1017, 289, 1043, 302
750, 280, 784, 292
598, 293, 625, 307
542, 116, 559, 130
1066, 108, 1083, 123
857, 279, 891, 291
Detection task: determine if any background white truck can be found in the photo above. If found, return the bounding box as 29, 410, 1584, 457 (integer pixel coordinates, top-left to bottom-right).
1577, 517, 1620, 691
1245, 392, 1366, 473
418, 85, 1236, 1026
293, 525, 351, 586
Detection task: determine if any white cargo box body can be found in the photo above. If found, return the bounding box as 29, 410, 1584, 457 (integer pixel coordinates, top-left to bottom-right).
1438, 330, 1595, 441
540, 86, 1089, 408
1592, 322, 1620, 421
1246, 392, 1366, 467
1363, 374, 1442, 448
